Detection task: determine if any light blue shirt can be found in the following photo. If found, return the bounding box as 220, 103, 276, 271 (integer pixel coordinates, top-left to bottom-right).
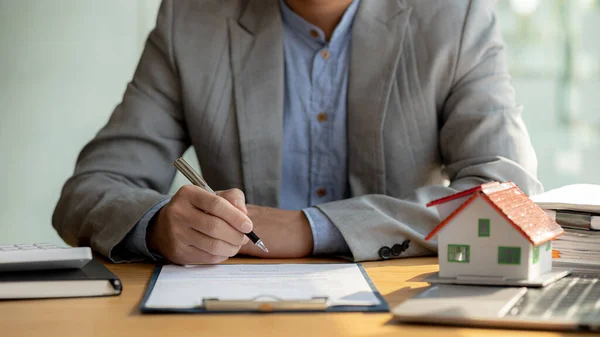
117, 0, 359, 260
280, 0, 359, 255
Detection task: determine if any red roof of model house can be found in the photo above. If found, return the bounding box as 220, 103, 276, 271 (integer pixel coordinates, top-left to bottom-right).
425, 182, 564, 245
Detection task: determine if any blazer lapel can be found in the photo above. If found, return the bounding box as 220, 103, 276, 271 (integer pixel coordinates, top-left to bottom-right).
229, 0, 284, 206
348, 0, 412, 196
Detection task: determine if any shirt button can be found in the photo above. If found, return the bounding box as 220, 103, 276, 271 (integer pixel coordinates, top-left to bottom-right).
316, 188, 327, 197
310, 29, 319, 38
320, 49, 331, 60
317, 112, 327, 123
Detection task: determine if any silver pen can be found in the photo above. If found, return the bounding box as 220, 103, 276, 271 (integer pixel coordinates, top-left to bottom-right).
173, 157, 269, 253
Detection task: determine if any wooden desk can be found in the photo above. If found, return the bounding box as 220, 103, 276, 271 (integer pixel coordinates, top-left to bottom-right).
0, 257, 589, 337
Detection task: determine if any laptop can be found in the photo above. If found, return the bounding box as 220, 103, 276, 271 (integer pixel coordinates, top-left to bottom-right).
392, 262, 600, 332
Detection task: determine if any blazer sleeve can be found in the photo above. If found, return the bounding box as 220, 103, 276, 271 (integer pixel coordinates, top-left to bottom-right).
316, 0, 544, 262
52, 0, 187, 261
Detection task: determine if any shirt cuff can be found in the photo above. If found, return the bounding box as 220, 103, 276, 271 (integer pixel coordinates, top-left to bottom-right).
117, 198, 170, 261
303, 207, 351, 256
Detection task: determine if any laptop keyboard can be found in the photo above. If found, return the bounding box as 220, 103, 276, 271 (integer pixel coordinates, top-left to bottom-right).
507, 274, 600, 321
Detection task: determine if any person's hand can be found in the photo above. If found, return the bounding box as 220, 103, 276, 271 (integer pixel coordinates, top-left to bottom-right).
238, 205, 314, 258
147, 186, 252, 265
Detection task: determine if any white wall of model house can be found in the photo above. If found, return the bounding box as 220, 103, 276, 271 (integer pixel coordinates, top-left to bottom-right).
436, 196, 551, 280
529, 238, 553, 280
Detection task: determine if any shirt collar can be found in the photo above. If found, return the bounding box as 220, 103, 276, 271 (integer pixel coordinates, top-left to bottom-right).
280, 0, 360, 52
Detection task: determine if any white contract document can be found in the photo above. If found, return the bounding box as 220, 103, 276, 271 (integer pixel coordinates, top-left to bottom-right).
143, 263, 382, 310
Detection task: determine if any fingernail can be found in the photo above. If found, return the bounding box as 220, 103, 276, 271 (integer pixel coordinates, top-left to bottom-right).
241, 221, 253, 233
242, 236, 249, 245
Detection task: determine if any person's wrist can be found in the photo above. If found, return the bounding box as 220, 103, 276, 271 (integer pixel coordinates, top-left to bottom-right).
239, 206, 313, 258
295, 210, 313, 256
146, 208, 164, 255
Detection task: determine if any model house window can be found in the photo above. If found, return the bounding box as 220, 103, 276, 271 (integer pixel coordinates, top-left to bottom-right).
448, 244, 470, 263
546, 241, 551, 251
498, 246, 521, 265
478, 218, 490, 237
533, 246, 540, 264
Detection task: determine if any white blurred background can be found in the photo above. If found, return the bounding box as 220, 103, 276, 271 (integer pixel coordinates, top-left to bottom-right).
0, 0, 599, 245
0, 0, 162, 244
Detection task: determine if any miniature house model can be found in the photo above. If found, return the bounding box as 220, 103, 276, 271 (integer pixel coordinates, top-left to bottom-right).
425, 182, 564, 282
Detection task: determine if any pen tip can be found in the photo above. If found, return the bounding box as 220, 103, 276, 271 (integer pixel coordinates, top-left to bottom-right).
256, 241, 269, 253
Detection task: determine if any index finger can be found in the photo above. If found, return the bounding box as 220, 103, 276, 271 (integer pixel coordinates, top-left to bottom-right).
186, 186, 253, 233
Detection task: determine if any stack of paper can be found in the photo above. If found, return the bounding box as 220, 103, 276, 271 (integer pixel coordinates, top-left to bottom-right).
547, 226, 600, 263
531, 184, 600, 265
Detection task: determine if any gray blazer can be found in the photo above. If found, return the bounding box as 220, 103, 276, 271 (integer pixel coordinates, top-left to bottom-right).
53, 0, 543, 262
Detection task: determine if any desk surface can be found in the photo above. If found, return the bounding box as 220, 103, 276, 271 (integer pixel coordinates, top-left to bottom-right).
0, 257, 590, 337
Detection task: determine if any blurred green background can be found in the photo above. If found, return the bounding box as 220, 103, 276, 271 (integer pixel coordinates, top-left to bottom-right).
498, 0, 600, 190
0, 0, 598, 245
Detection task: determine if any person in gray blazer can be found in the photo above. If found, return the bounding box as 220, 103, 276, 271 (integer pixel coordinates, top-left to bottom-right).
53, 0, 543, 264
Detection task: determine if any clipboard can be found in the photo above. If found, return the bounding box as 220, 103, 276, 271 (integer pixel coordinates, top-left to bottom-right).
140, 264, 389, 314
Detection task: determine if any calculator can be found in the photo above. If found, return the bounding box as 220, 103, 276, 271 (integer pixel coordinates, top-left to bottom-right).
0, 243, 92, 272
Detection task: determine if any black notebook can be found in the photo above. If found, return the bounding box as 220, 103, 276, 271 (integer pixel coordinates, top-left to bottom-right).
0, 259, 122, 300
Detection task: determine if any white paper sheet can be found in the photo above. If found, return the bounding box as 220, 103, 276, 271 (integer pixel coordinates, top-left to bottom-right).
531, 184, 600, 214
144, 263, 381, 309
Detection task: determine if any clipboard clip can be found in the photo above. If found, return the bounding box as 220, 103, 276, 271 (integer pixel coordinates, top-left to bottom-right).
202, 296, 330, 312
